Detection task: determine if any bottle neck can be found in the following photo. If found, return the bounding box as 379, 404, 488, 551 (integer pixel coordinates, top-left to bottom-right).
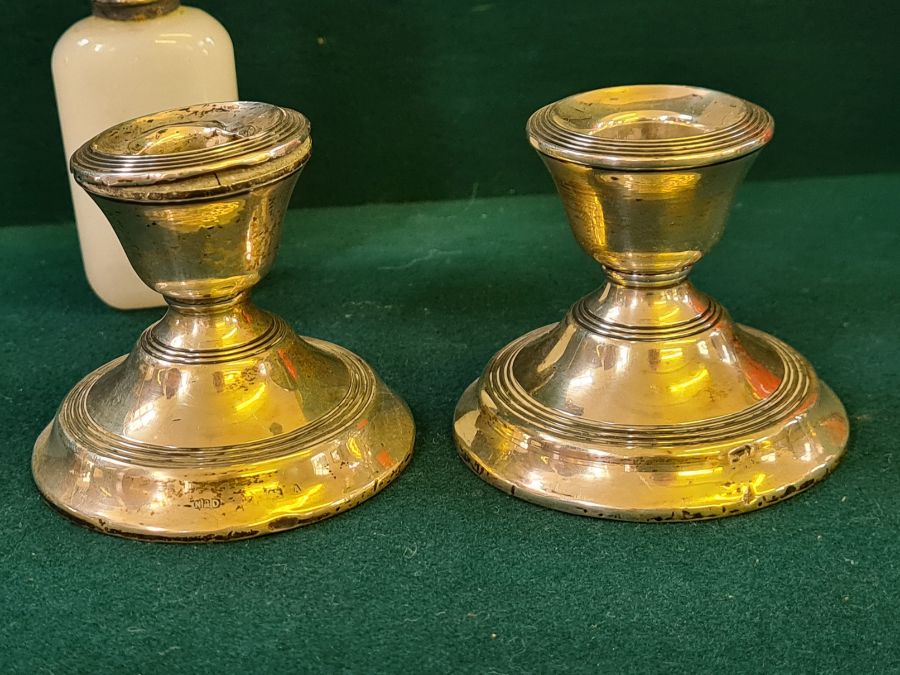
92, 0, 181, 21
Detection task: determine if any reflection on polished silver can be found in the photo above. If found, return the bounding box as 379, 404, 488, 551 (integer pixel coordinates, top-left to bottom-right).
454, 85, 848, 521
33, 102, 414, 541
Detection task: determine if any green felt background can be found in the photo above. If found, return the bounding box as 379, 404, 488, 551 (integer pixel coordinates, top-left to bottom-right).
5, 0, 900, 225
1, 173, 898, 672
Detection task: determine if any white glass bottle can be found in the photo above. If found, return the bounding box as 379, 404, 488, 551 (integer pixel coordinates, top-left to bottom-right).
52, 0, 238, 309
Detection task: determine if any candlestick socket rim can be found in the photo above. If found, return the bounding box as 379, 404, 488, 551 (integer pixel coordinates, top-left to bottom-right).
70, 101, 311, 202
527, 84, 773, 170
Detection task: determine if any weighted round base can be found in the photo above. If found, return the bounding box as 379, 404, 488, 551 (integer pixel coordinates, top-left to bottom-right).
33, 341, 414, 542
454, 325, 849, 522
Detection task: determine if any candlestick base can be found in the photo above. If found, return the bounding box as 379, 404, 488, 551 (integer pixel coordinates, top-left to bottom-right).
34, 329, 414, 541
455, 307, 847, 521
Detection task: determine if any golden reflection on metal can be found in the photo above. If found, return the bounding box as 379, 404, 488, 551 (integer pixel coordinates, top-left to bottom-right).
33, 102, 414, 541
454, 85, 848, 521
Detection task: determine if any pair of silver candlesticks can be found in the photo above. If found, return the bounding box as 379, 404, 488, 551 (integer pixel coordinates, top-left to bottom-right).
33, 85, 849, 541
